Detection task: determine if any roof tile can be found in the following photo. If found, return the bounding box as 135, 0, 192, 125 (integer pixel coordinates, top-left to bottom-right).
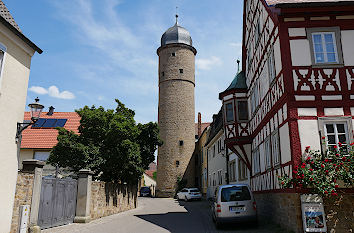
21, 112, 80, 149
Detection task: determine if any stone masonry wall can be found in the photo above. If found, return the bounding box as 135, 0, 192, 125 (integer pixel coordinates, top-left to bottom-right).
90, 181, 137, 220
324, 193, 354, 233
255, 192, 354, 233
254, 192, 302, 233
10, 172, 34, 233
156, 45, 196, 197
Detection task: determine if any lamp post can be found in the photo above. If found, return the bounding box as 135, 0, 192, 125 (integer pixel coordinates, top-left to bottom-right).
16, 97, 44, 141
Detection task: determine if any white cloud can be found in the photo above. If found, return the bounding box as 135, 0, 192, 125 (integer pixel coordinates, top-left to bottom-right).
28, 86, 48, 95
28, 85, 75, 100
229, 42, 242, 47
196, 56, 222, 71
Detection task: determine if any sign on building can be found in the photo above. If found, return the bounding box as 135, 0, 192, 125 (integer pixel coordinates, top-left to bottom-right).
301, 194, 327, 232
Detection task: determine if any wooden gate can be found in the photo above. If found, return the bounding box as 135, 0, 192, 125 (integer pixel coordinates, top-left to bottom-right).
38, 177, 77, 229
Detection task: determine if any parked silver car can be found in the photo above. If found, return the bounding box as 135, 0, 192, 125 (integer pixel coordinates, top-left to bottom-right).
177, 188, 202, 201
211, 184, 257, 228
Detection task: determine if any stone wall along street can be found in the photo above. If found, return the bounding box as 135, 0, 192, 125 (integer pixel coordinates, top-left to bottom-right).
10, 172, 35, 233
90, 182, 137, 220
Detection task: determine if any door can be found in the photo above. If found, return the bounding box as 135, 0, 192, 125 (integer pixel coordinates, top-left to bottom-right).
38, 177, 77, 229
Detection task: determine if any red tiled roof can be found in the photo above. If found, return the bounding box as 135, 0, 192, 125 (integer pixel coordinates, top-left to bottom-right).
145, 170, 156, 179
21, 112, 81, 149
195, 122, 211, 136
265, 0, 353, 5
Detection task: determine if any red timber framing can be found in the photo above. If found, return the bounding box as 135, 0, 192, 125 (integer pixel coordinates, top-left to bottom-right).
222, 0, 354, 193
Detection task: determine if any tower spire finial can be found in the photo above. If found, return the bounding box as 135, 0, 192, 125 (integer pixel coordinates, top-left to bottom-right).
175, 6, 179, 24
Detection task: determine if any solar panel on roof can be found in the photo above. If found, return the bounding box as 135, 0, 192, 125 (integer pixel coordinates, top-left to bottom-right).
42, 119, 56, 128
32, 118, 46, 128
55, 119, 67, 127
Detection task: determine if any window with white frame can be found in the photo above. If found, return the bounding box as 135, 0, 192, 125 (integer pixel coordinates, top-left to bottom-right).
324, 122, 349, 153
267, 47, 276, 84
307, 27, 343, 65
238, 158, 248, 180
229, 160, 236, 182
225, 101, 234, 123
271, 130, 281, 166
264, 136, 272, 169
252, 147, 260, 174
217, 170, 223, 185
0, 44, 6, 89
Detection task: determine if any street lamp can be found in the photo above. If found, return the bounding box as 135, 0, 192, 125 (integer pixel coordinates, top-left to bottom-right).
16, 97, 44, 141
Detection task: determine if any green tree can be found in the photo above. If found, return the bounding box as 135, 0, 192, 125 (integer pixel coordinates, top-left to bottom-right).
48, 99, 161, 184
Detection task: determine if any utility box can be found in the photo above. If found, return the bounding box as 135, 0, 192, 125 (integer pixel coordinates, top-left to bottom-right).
18, 205, 30, 233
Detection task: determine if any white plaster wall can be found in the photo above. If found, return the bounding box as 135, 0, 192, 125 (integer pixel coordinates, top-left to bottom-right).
298, 120, 321, 153
19, 149, 34, 169
0, 25, 34, 232
324, 108, 344, 116
288, 28, 306, 37
274, 38, 282, 77
207, 132, 227, 195
290, 39, 312, 66
279, 123, 291, 164
143, 173, 156, 187
341, 30, 354, 66
298, 108, 317, 116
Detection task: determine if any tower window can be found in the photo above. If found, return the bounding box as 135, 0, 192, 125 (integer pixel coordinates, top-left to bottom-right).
171, 52, 176, 57
179, 140, 184, 146
176, 160, 180, 167
179, 69, 183, 74
162, 71, 165, 77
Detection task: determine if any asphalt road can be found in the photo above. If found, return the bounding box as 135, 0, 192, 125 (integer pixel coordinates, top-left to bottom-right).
43, 197, 286, 233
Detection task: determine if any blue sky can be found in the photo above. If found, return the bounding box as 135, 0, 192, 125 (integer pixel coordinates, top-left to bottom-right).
5, 0, 243, 123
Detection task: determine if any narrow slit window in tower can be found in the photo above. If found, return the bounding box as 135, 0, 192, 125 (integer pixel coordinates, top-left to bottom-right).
162, 71, 165, 77
176, 160, 180, 167
171, 52, 176, 57
179, 69, 183, 73
179, 140, 184, 146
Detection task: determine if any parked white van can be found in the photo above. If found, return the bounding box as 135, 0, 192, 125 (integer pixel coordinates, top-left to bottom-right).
211, 184, 257, 228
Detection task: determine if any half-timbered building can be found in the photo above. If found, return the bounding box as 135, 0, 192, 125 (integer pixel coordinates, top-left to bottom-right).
219, 0, 354, 232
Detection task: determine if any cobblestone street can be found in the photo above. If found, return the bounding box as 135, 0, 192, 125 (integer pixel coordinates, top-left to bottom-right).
43, 197, 288, 233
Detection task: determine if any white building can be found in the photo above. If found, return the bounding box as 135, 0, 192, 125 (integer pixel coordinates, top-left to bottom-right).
205, 110, 227, 198
0, 1, 42, 231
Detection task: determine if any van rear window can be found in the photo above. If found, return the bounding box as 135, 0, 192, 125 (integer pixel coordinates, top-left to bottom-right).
221, 186, 251, 202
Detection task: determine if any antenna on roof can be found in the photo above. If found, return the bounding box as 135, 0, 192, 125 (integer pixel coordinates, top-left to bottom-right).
175, 6, 179, 24
237, 59, 240, 73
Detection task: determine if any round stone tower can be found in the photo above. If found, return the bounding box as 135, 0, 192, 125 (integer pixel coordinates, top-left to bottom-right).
156, 16, 197, 197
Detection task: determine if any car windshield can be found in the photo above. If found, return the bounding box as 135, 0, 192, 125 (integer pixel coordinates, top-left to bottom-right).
221, 186, 251, 202
141, 187, 150, 192
189, 188, 199, 192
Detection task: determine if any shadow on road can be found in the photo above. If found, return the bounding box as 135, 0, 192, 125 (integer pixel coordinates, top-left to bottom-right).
134, 199, 264, 233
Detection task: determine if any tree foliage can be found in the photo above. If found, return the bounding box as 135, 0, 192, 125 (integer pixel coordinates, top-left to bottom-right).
48, 99, 162, 184
278, 139, 354, 197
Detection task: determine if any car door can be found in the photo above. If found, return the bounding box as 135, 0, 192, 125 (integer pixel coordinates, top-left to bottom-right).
181, 189, 188, 199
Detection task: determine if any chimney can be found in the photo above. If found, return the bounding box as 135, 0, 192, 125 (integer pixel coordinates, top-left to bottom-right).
47, 106, 55, 116
198, 112, 202, 137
